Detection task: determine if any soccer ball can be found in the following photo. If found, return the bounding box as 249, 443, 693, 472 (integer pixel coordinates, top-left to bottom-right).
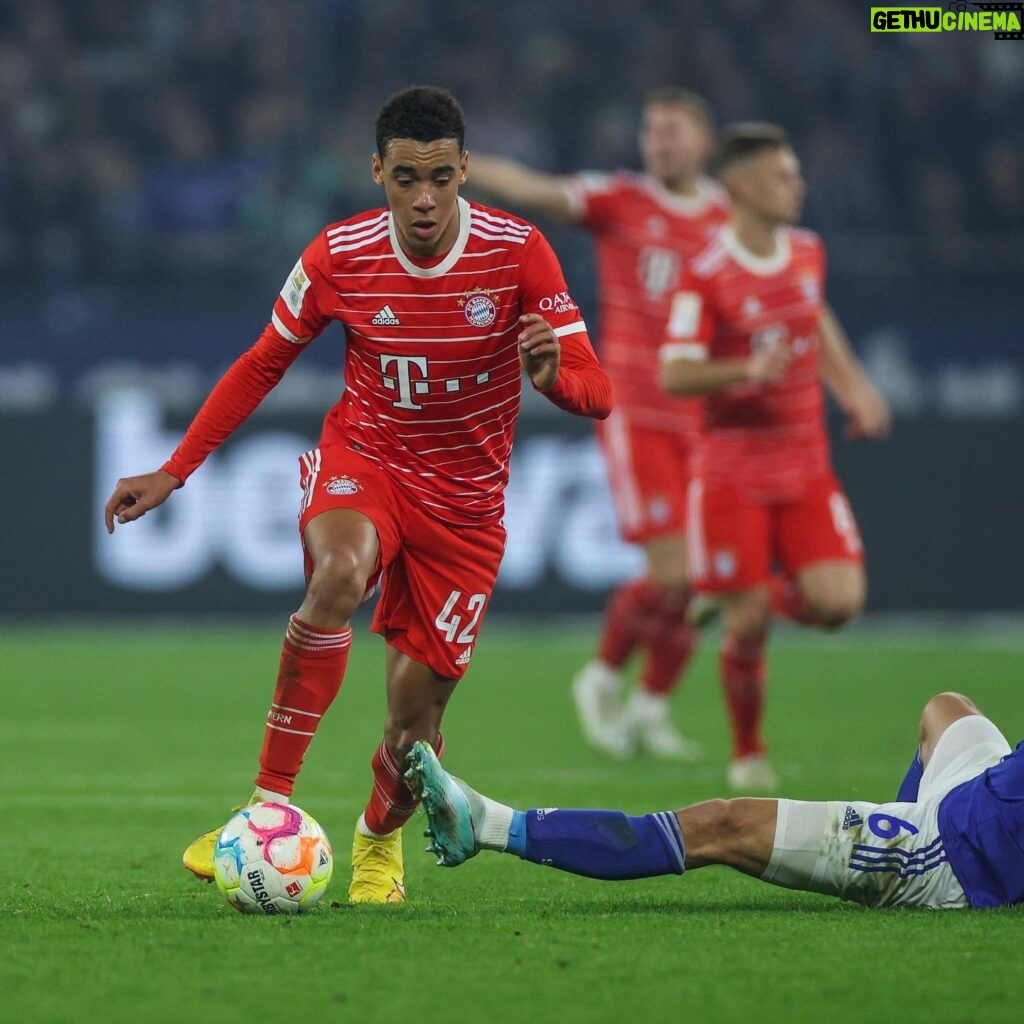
213, 802, 333, 915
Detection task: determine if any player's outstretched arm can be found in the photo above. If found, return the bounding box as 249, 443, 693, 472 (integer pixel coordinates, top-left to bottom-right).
103, 327, 305, 535
467, 155, 577, 222
660, 344, 791, 395
818, 306, 891, 439
104, 469, 181, 533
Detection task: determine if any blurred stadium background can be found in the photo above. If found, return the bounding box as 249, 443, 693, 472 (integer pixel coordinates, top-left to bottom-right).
1, 0, 1021, 619
3, 6, 1023, 1021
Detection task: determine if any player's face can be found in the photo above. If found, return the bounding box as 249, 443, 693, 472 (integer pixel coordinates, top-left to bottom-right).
735, 146, 806, 225
639, 104, 712, 188
372, 138, 469, 257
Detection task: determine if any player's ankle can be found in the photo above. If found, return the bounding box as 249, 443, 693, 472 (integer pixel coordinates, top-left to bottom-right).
455, 779, 516, 852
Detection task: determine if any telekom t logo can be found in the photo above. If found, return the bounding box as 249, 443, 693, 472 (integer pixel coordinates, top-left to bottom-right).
380, 353, 429, 410
378, 353, 491, 409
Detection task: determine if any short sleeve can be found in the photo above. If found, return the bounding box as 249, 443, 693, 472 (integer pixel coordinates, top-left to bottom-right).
270, 232, 333, 344
659, 268, 716, 364
518, 229, 589, 341
563, 172, 621, 231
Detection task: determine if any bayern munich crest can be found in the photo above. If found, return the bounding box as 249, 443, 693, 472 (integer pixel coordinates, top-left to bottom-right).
459, 287, 498, 328
325, 475, 360, 496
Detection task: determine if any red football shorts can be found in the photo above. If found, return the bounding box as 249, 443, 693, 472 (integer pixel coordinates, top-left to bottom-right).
685, 472, 864, 592
297, 445, 506, 679
595, 410, 694, 544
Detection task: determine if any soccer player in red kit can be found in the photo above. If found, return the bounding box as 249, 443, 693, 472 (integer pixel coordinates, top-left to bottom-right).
103, 87, 611, 903
660, 124, 890, 791
469, 90, 728, 760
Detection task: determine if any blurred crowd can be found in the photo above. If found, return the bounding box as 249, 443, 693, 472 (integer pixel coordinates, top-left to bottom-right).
1, 0, 1021, 301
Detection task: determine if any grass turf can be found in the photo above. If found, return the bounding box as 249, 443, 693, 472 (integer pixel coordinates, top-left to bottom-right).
2, 621, 1022, 1024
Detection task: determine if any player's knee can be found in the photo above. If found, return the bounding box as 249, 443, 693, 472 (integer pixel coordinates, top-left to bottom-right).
685, 799, 743, 861
646, 563, 690, 591
650, 570, 691, 593
711, 799, 745, 842
919, 692, 979, 744
802, 579, 865, 630
806, 594, 863, 630
724, 601, 771, 639
305, 548, 370, 618
797, 566, 866, 631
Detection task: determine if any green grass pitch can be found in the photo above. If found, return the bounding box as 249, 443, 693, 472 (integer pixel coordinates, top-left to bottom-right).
2, 621, 1022, 1023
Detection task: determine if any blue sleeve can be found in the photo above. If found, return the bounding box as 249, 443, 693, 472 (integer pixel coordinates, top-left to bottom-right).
985, 743, 1024, 801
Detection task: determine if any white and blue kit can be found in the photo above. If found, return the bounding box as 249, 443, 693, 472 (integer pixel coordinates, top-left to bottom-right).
763, 715, 1021, 908
939, 733, 1024, 908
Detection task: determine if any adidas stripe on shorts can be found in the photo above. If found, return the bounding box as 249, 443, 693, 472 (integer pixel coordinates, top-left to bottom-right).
761, 715, 1012, 908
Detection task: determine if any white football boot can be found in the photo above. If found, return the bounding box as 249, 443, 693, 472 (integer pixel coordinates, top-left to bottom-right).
571, 659, 634, 758
727, 755, 779, 792
625, 689, 704, 762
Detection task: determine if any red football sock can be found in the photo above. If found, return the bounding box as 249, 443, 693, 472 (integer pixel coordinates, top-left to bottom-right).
769, 574, 812, 624
255, 615, 351, 796
720, 630, 768, 759
598, 578, 685, 670
363, 734, 445, 836
637, 588, 698, 696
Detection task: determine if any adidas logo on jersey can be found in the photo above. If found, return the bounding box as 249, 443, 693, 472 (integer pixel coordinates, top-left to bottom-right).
372, 304, 400, 326
842, 806, 864, 831
455, 647, 473, 666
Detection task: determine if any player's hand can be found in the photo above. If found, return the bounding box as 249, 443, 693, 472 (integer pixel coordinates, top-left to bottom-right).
843, 378, 891, 439
518, 313, 560, 391
746, 343, 791, 387
104, 469, 180, 534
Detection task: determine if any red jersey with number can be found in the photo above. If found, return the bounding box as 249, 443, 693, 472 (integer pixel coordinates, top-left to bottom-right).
660, 226, 830, 502
268, 197, 607, 525
565, 171, 729, 431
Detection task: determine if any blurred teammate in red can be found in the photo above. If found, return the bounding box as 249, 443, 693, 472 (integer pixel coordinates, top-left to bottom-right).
661, 124, 890, 791
103, 87, 611, 903
470, 90, 728, 760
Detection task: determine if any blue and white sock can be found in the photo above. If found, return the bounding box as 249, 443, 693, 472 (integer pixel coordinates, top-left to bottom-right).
505, 808, 685, 880
896, 750, 924, 802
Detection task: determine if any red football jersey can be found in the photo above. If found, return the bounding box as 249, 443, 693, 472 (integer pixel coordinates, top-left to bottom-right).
565, 171, 729, 431
660, 226, 831, 501
270, 197, 604, 525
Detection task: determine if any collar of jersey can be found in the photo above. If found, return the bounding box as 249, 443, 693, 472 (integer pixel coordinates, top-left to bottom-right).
388, 196, 472, 277
643, 175, 715, 217
721, 225, 791, 276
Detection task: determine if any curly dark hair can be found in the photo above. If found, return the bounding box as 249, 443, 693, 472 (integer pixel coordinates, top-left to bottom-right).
375, 86, 466, 156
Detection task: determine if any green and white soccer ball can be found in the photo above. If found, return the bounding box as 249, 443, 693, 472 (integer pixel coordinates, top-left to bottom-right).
213, 802, 333, 915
